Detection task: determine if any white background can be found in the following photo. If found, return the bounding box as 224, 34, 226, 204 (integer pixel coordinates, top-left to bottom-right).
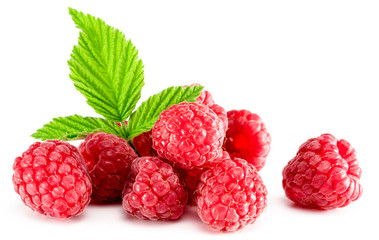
1, 0, 378, 239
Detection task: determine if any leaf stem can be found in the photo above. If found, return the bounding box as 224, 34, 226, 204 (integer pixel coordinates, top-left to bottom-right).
121, 120, 129, 140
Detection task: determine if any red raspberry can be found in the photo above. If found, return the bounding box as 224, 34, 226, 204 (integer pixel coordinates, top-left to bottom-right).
133, 86, 227, 157
179, 151, 230, 205
282, 133, 362, 210
133, 108, 226, 158
122, 157, 187, 220
132, 130, 158, 157
79, 132, 138, 202
12, 140, 92, 218
152, 102, 226, 169
197, 158, 267, 232
225, 110, 271, 171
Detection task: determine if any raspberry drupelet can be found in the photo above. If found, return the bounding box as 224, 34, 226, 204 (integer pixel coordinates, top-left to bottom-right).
282, 133, 362, 210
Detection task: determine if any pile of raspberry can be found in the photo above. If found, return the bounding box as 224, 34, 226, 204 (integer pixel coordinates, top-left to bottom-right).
12, 86, 362, 232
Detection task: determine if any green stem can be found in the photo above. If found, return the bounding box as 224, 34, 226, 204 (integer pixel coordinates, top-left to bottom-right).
120, 120, 128, 139
121, 120, 138, 153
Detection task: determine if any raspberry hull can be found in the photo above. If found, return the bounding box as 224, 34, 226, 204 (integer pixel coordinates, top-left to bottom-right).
197, 158, 267, 232
282, 133, 362, 210
152, 102, 225, 169
225, 110, 271, 171
12, 140, 92, 218
79, 132, 138, 202
122, 157, 187, 220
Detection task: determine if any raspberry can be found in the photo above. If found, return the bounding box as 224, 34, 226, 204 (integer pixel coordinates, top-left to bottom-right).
225, 110, 271, 171
132, 130, 158, 157
133, 86, 227, 157
12, 140, 92, 218
79, 132, 138, 202
282, 133, 362, 210
197, 158, 267, 232
152, 102, 226, 169
122, 157, 187, 220
179, 151, 230, 205
134, 110, 225, 158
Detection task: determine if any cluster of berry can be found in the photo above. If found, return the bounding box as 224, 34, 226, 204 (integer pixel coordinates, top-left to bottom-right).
12, 86, 362, 232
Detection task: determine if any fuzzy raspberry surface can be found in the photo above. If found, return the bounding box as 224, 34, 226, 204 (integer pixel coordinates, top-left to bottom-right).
12, 140, 92, 218
197, 158, 267, 232
133, 130, 158, 157
122, 157, 187, 220
225, 110, 271, 171
282, 133, 362, 210
152, 102, 225, 169
79, 132, 138, 202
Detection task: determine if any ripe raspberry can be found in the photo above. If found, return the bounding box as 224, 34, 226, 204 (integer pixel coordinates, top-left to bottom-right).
122, 157, 187, 220
133, 86, 227, 157
282, 133, 362, 210
225, 110, 271, 171
79, 132, 138, 202
12, 140, 92, 218
132, 130, 158, 157
152, 102, 226, 169
179, 151, 230, 205
133, 108, 226, 158
197, 158, 267, 232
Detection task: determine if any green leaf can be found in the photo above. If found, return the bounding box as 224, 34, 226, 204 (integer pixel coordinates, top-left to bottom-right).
125, 85, 204, 139
31, 115, 125, 141
67, 7, 144, 122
